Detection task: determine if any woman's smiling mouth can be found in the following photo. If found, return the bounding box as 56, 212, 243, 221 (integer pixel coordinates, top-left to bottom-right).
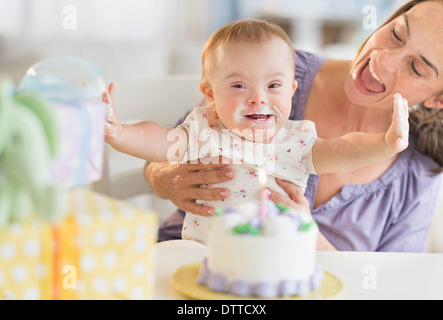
357, 58, 386, 94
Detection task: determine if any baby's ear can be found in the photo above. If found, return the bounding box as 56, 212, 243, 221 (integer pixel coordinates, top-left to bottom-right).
423, 94, 443, 109
293, 80, 298, 94
200, 82, 214, 103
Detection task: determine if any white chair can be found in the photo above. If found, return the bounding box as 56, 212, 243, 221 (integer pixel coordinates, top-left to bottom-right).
91, 74, 201, 223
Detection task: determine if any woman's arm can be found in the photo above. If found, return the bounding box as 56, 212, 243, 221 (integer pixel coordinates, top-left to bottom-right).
313, 94, 409, 174
144, 158, 235, 216
267, 178, 337, 251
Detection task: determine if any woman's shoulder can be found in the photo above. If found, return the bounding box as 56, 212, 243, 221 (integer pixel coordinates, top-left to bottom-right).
373, 138, 442, 205
404, 137, 441, 181
290, 50, 328, 121
294, 49, 327, 81
295, 49, 327, 64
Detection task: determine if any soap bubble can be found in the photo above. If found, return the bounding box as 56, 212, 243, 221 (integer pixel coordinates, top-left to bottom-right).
19, 55, 107, 103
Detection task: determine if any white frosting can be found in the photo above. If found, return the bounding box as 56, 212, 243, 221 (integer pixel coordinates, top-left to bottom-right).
261, 215, 296, 236
233, 104, 248, 123
206, 207, 318, 285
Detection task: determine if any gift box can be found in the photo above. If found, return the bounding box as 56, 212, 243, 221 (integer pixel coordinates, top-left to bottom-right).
19, 56, 108, 188
49, 101, 105, 187
0, 188, 158, 300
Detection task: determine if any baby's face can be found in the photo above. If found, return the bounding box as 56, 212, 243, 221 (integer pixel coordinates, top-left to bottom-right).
202, 36, 297, 142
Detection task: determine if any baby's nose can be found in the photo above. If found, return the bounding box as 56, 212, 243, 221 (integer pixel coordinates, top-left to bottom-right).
247, 91, 268, 106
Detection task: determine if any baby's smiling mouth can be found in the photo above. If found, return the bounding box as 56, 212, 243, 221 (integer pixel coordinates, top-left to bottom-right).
245, 114, 273, 121
240, 106, 277, 120
233, 105, 282, 129
233, 105, 283, 142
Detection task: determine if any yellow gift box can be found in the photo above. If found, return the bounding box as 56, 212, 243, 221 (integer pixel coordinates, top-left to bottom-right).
0, 188, 158, 299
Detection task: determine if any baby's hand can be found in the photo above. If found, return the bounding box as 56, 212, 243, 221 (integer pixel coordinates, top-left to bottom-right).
102, 82, 123, 145
385, 93, 409, 152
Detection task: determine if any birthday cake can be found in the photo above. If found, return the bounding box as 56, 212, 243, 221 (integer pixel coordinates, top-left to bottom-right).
197, 201, 323, 298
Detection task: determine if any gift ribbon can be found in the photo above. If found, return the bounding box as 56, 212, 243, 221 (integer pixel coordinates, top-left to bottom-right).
20, 73, 103, 187
51, 99, 94, 187
51, 225, 60, 300
0, 216, 78, 300
50, 214, 79, 300
72, 101, 91, 187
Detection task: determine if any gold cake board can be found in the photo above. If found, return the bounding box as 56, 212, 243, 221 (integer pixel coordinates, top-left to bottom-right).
171, 261, 342, 300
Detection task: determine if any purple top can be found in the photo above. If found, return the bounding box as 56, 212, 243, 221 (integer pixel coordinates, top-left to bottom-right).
158, 50, 442, 252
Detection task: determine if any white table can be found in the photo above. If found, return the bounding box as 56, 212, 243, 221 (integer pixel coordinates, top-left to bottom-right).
153, 240, 443, 300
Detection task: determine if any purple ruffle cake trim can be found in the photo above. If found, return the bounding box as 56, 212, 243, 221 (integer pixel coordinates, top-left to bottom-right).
197, 258, 324, 298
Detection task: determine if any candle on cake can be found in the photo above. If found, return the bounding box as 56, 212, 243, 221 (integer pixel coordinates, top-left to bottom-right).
258, 169, 268, 220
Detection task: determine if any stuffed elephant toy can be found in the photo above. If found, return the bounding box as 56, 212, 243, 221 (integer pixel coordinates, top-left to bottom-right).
0, 77, 66, 227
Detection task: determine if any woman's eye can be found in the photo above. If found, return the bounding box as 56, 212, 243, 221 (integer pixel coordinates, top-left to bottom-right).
392, 28, 402, 42
410, 61, 423, 77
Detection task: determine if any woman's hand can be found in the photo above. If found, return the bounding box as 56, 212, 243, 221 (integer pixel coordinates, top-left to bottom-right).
268, 178, 337, 251
267, 178, 310, 214
144, 156, 234, 216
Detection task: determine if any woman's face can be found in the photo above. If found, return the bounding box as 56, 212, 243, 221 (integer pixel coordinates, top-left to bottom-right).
345, 1, 443, 108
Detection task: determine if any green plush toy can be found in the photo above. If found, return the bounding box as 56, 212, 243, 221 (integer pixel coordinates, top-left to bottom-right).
0, 77, 66, 228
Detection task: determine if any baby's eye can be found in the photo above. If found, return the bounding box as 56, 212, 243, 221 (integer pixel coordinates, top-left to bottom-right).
232, 84, 245, 89
268, 83, 281, 89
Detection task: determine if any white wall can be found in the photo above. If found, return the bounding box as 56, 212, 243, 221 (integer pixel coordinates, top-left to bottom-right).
0, 0, 402, 85
0, 0, 211, 85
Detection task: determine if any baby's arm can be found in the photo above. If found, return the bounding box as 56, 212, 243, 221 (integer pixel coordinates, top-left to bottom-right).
103, 83, 187, 162
312, 94, 409, 174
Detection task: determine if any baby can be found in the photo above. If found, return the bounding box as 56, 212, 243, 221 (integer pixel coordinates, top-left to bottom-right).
104, 19, 409, 244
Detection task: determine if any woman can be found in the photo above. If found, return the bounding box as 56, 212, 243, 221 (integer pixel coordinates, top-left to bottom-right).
145, 0, 443, 252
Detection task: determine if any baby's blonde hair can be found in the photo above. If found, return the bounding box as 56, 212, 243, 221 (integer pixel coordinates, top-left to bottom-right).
201, 19, 295, 88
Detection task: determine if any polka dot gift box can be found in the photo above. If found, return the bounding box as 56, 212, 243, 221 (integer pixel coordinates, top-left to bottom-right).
0, 188, 158, 300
